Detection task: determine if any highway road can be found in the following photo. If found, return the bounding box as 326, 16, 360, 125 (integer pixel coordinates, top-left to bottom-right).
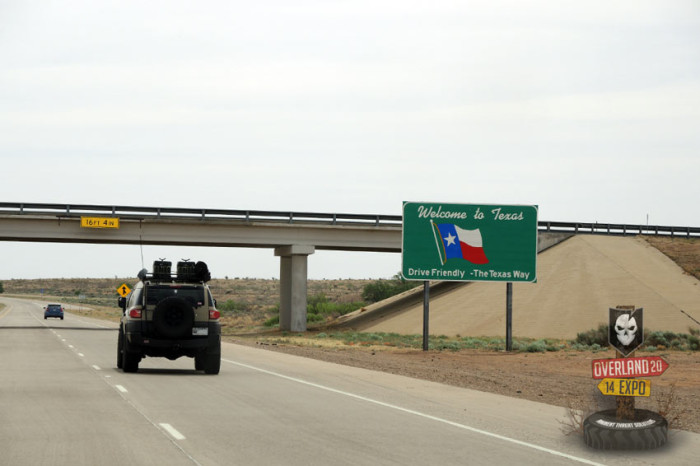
1, 296, 698, 466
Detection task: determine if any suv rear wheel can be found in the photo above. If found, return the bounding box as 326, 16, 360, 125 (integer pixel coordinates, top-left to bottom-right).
194, 353, 205, 371
203, 350, 221, 374
121, 328, 140, 373
195, 344, 221, 374
117, 326, 124, 369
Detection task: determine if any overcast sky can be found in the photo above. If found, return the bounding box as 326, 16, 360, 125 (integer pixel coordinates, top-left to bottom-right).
1, 0, 699, 280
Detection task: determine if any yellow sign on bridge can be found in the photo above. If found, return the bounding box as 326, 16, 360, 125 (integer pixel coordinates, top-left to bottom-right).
80, 217, 119, 229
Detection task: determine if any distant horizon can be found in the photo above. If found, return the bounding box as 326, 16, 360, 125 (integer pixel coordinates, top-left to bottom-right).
1, 276, 382, 282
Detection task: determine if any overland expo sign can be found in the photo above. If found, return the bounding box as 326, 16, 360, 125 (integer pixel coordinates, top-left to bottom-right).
597, 378, 651, 397
609, 307, 644, 357
591, 356, 669, 379
402, 202, 538, 282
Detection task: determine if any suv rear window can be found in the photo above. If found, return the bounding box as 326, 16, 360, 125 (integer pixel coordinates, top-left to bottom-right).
47, 304, 62, 310
145, 285, 205, 308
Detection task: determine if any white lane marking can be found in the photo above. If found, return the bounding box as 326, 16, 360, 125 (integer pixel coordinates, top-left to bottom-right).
68, 345, 74, 348
223, 358, 606, 466
62, 314, 113, 328
78, 353, 84, 357
159, 423, 186, 440
12, 299, 201, 463
92, 365, 101, 371
106, 385, 200, 465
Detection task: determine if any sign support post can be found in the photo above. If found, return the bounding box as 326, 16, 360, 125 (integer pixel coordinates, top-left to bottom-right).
616, 350, 635, 419
506, 282, 513, 351
608, 305, 644, 419
422, 281, 429, 351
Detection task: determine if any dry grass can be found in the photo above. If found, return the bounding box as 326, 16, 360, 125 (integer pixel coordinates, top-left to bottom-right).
651, 383, 689, 431
1, 278, 373, 332
560, 397, 596, 436
2, 277, 370, 307
643, 236, 700, 280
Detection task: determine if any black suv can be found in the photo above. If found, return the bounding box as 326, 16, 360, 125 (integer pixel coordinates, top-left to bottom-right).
118, 260, 221, 374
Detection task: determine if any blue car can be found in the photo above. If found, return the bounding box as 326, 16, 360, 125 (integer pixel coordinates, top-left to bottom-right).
44, 304, 64, 320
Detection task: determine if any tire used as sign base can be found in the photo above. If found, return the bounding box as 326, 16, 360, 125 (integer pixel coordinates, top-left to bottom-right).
583, 409, 668, 450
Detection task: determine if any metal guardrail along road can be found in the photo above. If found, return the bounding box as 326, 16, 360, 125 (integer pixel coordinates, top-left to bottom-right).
0, 202, 698, 237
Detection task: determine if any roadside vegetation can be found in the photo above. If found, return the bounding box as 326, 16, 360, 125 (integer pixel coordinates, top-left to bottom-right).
1, 276, 398, 331
258, 293, 366, 327
360, 273, 416, 302
575, 323, 700, 352
256, 274, 416, 328
3, 276, 699, 353
246, 325, 700, 353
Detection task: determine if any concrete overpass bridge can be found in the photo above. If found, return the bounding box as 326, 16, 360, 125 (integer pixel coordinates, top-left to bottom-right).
2, 202, 698, 331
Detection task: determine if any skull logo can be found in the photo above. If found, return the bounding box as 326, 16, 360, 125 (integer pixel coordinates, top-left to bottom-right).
615, 314, 637, 346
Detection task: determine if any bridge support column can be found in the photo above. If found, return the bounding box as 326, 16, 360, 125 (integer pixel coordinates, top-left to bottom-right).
275, 245, 315, 332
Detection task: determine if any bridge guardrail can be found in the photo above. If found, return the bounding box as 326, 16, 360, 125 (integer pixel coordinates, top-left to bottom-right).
539, 221, 700, 238
0, 202, 404, 227
0, 202, 698, 237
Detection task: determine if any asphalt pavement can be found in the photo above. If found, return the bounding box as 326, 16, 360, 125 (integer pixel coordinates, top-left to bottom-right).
1, 296, 698, 465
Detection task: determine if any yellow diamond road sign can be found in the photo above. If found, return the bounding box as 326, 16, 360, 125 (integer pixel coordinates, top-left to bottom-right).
117, 284, 131, 298
597, 378, 651, 397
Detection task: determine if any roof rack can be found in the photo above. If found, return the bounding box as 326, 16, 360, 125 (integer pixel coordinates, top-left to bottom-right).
137, 260, 211, 283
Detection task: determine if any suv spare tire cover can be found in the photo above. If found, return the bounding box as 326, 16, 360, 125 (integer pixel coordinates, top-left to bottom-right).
153, 297, 195, 339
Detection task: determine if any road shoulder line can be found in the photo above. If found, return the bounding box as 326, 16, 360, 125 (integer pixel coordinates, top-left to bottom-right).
223, 358, 606, 466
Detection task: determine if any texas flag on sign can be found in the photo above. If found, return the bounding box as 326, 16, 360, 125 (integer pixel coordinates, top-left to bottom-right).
433, 222, 489, 265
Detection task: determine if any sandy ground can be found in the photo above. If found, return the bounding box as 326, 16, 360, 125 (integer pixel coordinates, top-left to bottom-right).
343, 236, 700, 339
229, 336, 700, 434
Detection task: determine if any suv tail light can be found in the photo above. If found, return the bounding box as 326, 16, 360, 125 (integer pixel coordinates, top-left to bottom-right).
209, 308, 220, 320
129, 307, 143, 318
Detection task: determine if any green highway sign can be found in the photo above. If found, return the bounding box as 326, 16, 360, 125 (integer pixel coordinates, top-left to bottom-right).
402, 202, 538, 282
